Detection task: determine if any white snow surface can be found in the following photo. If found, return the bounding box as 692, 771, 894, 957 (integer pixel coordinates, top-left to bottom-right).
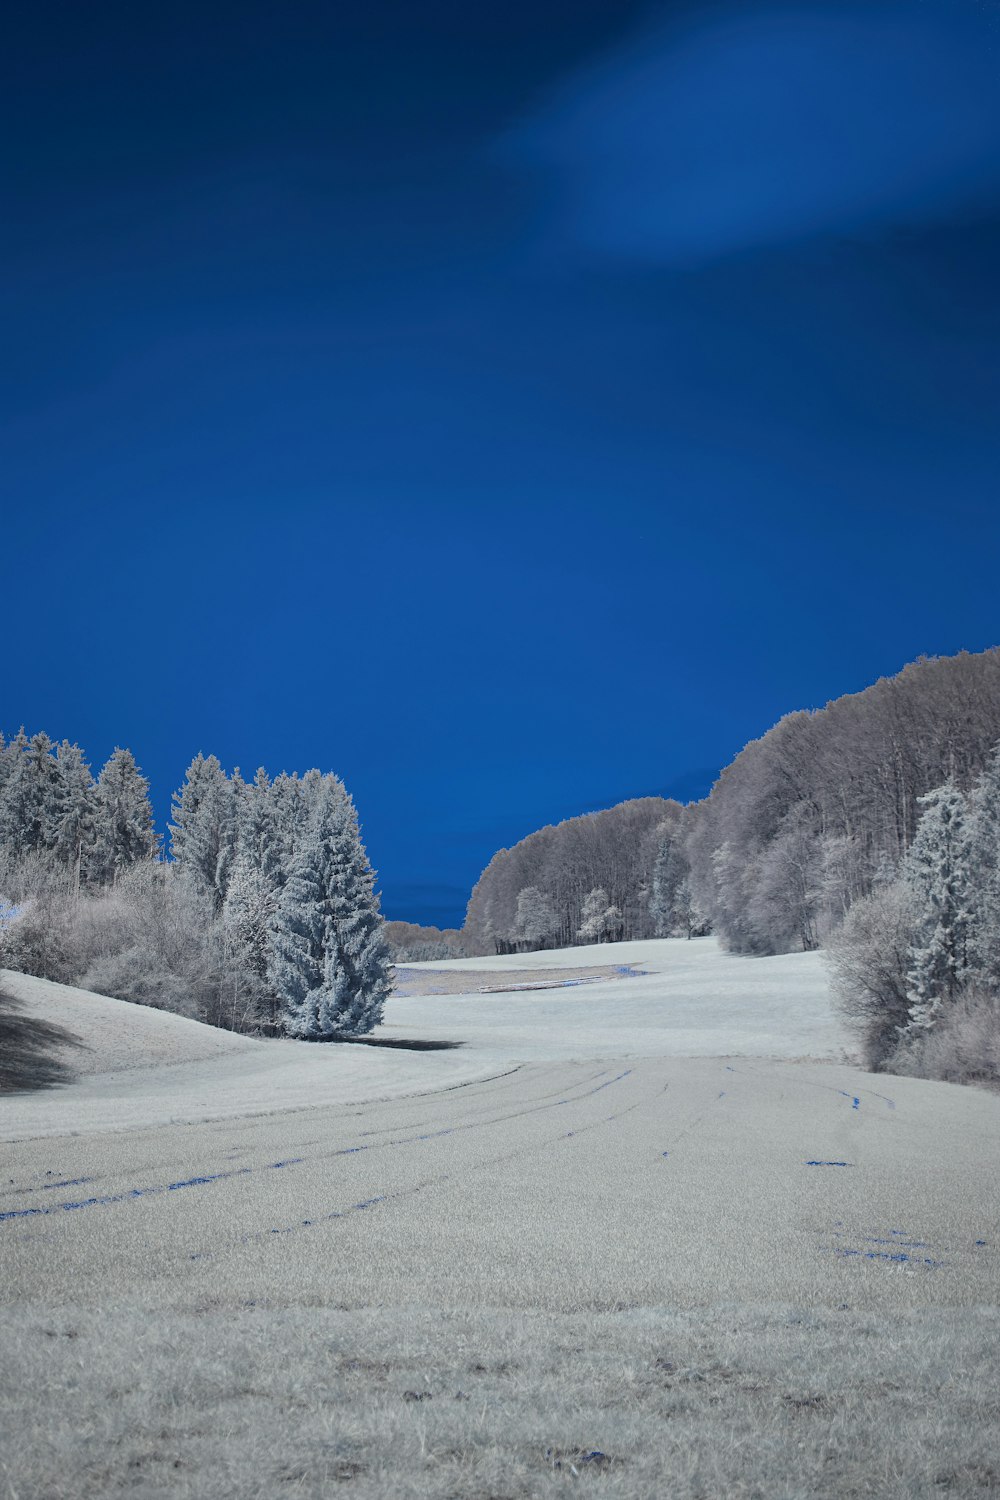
392, 937, 849, 1062
1, 940, 850, 1140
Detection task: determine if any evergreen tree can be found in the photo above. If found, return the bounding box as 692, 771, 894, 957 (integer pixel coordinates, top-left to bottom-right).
50, 741, 96, 890
268, 771, 311, 882
222, 855, 279, 1028
902, 781, 973, 1032
91, 748, 157, 885
0, 731, 59, 858
966, 743, 1000, 987
268, 777, 390, 1039
650, 829, 691, 937
170, 753, 237, 912
239, 768, 284, 884
649, 832, 673, 937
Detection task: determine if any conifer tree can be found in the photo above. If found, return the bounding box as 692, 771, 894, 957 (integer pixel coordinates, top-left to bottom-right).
966, 743, 1000, 987
91, 748, 157, 885
268, 776, 390, 1039
169, 753, 237, 912
649, 832, 673, 937
0, 731, 59, 858
51, 741, 96, 890
902, 781, 973, 1032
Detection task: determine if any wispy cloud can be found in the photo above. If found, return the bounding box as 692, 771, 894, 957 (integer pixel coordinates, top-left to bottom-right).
503, 1, 1000, 263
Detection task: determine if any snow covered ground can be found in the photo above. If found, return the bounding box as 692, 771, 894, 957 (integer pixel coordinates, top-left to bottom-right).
1, 938, 849, 1139
390, 936, 851, 1062
2, 939, 998, 1498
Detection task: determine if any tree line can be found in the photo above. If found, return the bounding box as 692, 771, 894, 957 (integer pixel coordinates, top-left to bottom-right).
0, 735, 389, 1040
462, 796, 700, 954
456, 648, 1000, 1084
685, 650, 1000, 957
829, 753, 1000, 1086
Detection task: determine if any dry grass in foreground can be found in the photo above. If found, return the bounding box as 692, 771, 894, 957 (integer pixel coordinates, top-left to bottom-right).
3, 1301, 998, 1499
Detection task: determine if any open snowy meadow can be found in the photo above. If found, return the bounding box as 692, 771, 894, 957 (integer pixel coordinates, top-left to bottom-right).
2, 937, 999, 1499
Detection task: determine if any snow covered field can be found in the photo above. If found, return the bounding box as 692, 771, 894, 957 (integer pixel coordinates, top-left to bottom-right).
2, 939, 999, 1498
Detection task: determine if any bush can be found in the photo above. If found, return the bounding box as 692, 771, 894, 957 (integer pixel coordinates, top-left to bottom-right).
888, 985, 1000, 1088
1, 862, 274, 1035
826, 883, 914, 1069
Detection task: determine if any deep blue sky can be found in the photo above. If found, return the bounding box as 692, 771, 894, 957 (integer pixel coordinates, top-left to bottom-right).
4, 0, 1000, 926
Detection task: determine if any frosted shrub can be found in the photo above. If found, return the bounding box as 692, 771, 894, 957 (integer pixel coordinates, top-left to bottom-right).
890, 985, 1000, 1086
827, 884, 914, 1069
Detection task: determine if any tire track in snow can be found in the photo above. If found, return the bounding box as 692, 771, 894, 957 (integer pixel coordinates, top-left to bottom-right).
237, 1075, 649, 1250
0, 1068, 634, 1229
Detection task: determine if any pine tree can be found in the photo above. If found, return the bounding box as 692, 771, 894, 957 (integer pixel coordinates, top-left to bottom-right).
222, 856, 278, 1029
268, 777, 390, 1039
91, 748, 157, 885
649, 829, 691, 937
50, 741, 96, 890
0, 731, 59, 858
169, 753, 237, 913
902, 781, 973, 1032
649, 833, 673, 937
966, 743, 1000, 987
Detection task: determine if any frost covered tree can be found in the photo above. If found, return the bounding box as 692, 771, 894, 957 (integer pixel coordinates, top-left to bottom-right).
649, 832, 675, 937
747, 804, 823, 952
513, 885, 557, 951
268, 777, 390, 1039
966, 744, 1000, 988
463, 797, 681, 954
221, 857, 279, 1029
50, 741, 96, 891
827, 881, 915, 1069
649, 828, 698, 937
686, 648, 1000, 953
91, 748, 157, 886
901, 781, 973, 1033
577, 887, 622, 944
170, 753, 237, 913
0, 731, 60, 858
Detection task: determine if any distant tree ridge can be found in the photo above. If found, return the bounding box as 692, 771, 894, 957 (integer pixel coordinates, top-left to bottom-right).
686, 649, 1000, 956
463, 797, 689, 954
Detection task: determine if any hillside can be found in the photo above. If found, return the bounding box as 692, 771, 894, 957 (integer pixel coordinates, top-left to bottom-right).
689, 647, 1000, 954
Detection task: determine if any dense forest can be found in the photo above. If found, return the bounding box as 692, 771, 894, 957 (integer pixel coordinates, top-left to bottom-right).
0, 737, 389, 1040
687, 649, 1000, 956
462, 796, 690, 954
384, 921, 466, 962
456, 647, 1000, 1084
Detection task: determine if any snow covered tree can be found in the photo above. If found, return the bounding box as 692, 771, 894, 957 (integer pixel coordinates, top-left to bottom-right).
649, 828, 699, 937
748, 803, 823, 952
0, 731, 59, 859
268, 776, 390, 1039
221, 856, 279, 1029
828, 881, 916, 1069
169, 753, 237, 913
513, 885, 557, 951
91, 748, 157, 886
50, 741, 96, 891
902, 781, 973, 1033
577, 887, 622, 944
966, 744, 1000, 988
649, 832, 674, 937
671, 875, 708, 939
